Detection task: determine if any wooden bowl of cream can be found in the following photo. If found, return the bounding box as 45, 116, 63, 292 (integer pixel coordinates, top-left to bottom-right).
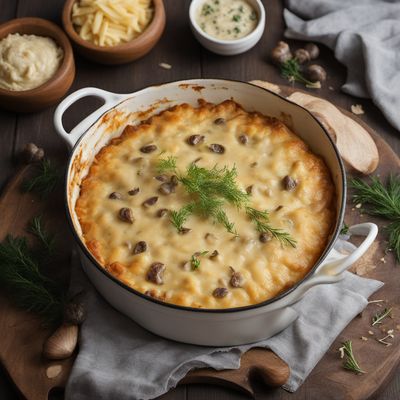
62, 0, 166, 65
0, 17, 75, 113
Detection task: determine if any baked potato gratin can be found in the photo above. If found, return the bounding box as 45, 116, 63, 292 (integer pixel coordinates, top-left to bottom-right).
76, 100, 335, 309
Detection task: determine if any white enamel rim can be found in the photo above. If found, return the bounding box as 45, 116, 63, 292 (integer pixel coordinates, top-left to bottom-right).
54, 79, 378, 316
188, 0, 266, 55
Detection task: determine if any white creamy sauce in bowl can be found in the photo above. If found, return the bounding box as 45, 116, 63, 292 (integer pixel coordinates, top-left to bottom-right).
0, 33, 63, 91
196, 0, 258, 41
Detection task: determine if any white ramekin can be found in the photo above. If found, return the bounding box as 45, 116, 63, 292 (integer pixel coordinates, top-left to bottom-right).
189, 0, 266, 56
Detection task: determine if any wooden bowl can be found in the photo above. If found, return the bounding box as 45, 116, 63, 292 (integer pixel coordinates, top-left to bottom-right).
0, 18, 75, 113
62, 0, 166, 65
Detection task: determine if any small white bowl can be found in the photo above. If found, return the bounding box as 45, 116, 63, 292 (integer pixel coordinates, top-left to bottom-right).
189, 0, 265, 56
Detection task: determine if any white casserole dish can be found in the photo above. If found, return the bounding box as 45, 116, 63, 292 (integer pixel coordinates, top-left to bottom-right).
54, 79, 378, 346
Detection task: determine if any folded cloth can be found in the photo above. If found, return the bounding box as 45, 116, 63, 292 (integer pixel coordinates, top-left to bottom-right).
65, 249, 383, 400
283, 0, 400, 132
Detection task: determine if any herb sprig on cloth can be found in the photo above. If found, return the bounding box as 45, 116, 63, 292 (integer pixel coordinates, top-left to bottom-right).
350, 175, 400, 262
157, 156, 296, 247
0, 217, 63, 325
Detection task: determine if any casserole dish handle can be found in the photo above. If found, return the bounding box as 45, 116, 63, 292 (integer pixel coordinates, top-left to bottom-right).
272, 223, 378, 309
54, 87, 126, 149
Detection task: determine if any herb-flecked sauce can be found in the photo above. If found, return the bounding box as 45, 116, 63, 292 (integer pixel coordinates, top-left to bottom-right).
196, 0, 258, 41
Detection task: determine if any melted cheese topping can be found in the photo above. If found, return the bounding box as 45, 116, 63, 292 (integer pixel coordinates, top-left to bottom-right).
76, 100, 335, 309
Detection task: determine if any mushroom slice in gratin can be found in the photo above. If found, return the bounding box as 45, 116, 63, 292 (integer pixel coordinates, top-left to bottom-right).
75, 100, 335, 309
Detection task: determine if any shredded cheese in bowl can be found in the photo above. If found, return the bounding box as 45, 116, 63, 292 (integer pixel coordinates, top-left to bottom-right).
72, 0, 154, 47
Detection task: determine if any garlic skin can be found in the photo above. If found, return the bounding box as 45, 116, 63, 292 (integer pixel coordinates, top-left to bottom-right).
42, 323, 78, 360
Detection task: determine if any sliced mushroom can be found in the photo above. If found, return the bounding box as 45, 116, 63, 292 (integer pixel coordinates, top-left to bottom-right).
157, 208, 169, 218
187, 134, 205, 146
179, 227, 191, 235
229, 267, 244, 288
214, 118, 225, 125
140, 144, 157, 153
246, 185, 253, 195
213, 287, 229, 298
209, 144, 225, 154
143, 196, 159, 207
128, 187, 140, 196
133, 241, 147, 254
109, 192, 122, 200
238, 134, 249, 145
209, 250, 219, 259
259, 232, 271, 243
282, 175, 297, 191
155, 174, 169, 182
146, 262, 165, 285
159, 182, 175, 195
119, 208, 134, 224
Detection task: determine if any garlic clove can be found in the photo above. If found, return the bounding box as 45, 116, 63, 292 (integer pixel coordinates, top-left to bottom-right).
42, 323, 78, 360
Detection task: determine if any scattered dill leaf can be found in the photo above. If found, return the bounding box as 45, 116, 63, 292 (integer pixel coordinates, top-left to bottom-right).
156, 155, 177, 174
246, 207, 297, 247
340, 223, 349, 235
28, 216, 56, 259
170, 204, 194, 232
339, 340, 365, 374
372, 307, 392, 326
281, 58, 320, 88
0, 226, 63, 325
22, 159, 60, 198
214, 209, 237, 235
191, 251, 209, 270
350, 175, 400, 262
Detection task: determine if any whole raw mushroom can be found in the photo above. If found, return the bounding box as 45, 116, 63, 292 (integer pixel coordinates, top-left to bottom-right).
271, 41, 292, 65
306, 64, 327, 82
305, 43, 320, 60
294, 48, 310, 64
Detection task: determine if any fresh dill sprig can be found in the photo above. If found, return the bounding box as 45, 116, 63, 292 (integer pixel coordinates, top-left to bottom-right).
170, 204, 195, 232
156, 155, 177, 174
191, 251, 209, 270
339, 340, 365, 374
281, 58, 320, 88
165, 160, 295, 245
340, 223, 349, 235
22, 159, 60, 198
246, 207, 297, 248
0, 226, 63, 325
350, 175, 400, 262
372, 307, 392, 326
28, 216, 56, 259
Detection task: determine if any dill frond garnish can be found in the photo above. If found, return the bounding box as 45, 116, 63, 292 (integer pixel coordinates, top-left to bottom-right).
163, 159, 295, 246
156, 155, 177, 174
245, 207, 297, 247
170, 204, 195, 232
0, 218, 63, 325
350, 175, 400, 262
22, 159, 60, 198
191, 251, 209, 270
28, 216, 56, 259
339, 340, 365, 374
372, 307, 392, 326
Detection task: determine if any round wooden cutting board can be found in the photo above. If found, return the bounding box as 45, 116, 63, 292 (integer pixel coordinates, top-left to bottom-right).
0, 88, 399, 400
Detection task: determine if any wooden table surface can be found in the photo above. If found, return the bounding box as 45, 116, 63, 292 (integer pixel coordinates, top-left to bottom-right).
0, 0, 399, 399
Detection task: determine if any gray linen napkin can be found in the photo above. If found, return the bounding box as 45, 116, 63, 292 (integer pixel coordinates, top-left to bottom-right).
283, 0, 400, 132
65, 250, 383, 399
